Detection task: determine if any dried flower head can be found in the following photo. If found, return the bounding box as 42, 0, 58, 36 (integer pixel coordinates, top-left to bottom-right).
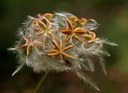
9, 12, 117, 91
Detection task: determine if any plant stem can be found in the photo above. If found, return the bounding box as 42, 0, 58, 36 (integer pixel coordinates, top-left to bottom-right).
33, 71, 49, 93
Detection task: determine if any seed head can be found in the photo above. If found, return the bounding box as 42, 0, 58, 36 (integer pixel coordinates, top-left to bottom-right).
9, 12, 117, 90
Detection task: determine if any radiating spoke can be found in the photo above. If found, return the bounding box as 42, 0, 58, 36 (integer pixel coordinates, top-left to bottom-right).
47, 38, 76, 62
61, 18, 86, 42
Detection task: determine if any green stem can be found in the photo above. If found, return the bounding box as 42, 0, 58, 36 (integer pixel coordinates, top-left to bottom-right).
33, 71, 49, 93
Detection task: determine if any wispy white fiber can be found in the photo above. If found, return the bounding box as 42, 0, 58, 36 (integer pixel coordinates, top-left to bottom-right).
9, 12, 117, 90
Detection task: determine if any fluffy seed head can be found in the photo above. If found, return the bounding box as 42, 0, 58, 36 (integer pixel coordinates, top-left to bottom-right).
9, 12, 117, 90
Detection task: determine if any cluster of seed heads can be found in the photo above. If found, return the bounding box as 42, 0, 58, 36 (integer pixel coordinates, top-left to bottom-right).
9, 12, 117, 90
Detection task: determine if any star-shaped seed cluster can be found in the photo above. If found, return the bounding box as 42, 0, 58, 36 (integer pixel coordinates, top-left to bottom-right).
9, 12, 117, 90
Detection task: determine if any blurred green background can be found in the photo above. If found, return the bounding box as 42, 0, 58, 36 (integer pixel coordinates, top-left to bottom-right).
0, 0, 128, 93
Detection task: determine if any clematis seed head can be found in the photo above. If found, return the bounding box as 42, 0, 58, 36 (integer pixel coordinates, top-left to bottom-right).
9, 12, 117, 91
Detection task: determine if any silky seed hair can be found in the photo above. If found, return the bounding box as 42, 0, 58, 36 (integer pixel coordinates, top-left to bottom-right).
9, 12, 117, 91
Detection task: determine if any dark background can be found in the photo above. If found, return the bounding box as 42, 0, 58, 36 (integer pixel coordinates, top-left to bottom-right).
0, 0, 128, 93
